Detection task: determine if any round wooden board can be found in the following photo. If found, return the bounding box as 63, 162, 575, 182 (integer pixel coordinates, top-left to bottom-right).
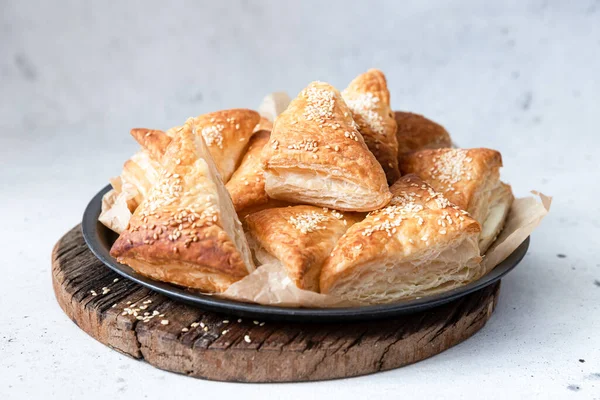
52, 225, 500, 383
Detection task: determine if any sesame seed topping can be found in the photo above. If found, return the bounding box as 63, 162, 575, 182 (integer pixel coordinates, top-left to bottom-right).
429, 150, 473, 192
200, 124, 225, 148
344, 131, 359, 141
244, 335, 251, 343
161, 319, 169, 325
287, 139, 318, 152
302, 84, 336, 124
343, 92, 385, 135
288, 212, 329, 234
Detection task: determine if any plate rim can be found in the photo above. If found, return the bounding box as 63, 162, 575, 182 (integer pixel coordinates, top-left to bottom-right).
82, 184, 529, 322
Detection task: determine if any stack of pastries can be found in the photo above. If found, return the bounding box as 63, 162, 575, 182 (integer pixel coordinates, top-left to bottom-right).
101, 69, 513, 305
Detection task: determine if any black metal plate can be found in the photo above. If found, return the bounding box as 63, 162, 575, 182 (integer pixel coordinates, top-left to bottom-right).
82, 185, 529, 322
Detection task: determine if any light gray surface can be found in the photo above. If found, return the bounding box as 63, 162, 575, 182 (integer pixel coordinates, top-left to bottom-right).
1, 0, 599, 399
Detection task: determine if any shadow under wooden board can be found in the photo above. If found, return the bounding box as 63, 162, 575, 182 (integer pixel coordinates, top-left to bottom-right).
52, 225, 501, 383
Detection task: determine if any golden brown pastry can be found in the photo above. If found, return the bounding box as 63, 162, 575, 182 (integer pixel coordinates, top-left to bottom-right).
130, 128, 172, 161
245, 205, 362, 292
110, 118, 255, 293
399, 148, 514, 253
190, 109, 260, 182
118, 150, 162, 209
343, 69, 400, 184
255, 117, 273, 131
100, 144, 163, 233
394, 112, 452, 156
226, 130, 275, 213
320, 175, 483, 303
129, 110, 260, 183
262, 81, 391, 212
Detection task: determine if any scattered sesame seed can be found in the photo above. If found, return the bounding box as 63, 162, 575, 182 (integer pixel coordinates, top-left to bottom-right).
181, 327, 189, 332
244, 335, 251, 343
161, 319, 169, 325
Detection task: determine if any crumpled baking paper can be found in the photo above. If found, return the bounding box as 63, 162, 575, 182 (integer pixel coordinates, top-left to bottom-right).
218, 192, 551, 308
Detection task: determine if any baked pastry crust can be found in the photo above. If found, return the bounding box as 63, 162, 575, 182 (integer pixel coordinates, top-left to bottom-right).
110, 119, 254, 293
129, 110, 260, 184
226, 130, 274, 213
399, 148, 513, 252
343, 69, 400, 183
130, 128, 172, 162
190, 109, 260, 182
245, 205, 361, 291
118, 151, 162, 209
394, 112, 452, 156
320, 175, 482, 303
262, 81, 391, 212
255, 117, 273, 132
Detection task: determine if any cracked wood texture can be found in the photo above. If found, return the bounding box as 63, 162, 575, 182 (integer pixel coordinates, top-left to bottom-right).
52, 225, 500, 382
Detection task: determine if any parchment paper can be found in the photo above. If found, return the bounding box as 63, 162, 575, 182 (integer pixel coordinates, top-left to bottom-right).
98, 183, 138, 234
219, 192, 551, 308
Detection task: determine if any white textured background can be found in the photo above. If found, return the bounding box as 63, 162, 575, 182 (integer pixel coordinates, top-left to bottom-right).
1, 0, 599, 399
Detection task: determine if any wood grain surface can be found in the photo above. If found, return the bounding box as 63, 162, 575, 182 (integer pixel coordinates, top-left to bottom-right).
52, 225, 500, 382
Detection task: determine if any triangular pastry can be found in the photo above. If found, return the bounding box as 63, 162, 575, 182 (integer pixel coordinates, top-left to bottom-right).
226, 130, 290, 214
100, 134, 165, 233
262, 81, 391, 212
245, 205, 362, 292
130, 128, 172, 162
399, 148, 514, 253
394, 111, 452, 156
110, 118, 255, 293
320, 175, 482, 303
343, 69, 400, 184
118, 150, 162, 209
129, 109, 260, 183
190, 109, 260, 182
